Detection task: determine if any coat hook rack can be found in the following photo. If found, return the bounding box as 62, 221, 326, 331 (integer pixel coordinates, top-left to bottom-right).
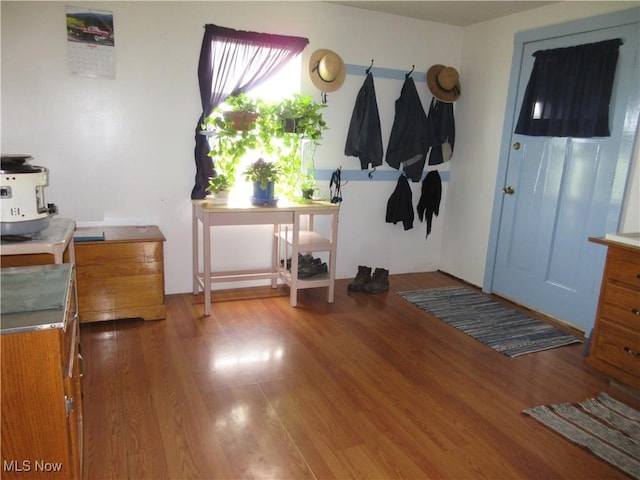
366, 59, 374, 74
405, 65, 415, 79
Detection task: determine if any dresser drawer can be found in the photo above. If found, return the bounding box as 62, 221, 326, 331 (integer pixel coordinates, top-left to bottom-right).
601, 301, 640, 332
600, 282, 640, 328
592, 319, 640, 379
606, 249, 640, 290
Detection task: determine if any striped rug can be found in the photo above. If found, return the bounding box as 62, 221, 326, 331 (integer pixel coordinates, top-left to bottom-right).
397, 286, 581, 357
523, 393, 640, 478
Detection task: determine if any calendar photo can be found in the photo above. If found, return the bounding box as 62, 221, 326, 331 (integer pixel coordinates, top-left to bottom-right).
66, 6, 115, 78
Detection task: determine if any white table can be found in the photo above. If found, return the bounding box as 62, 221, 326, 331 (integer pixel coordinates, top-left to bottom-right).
192, 200, 339, 315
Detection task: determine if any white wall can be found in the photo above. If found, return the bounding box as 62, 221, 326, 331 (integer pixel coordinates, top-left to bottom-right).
1, 1, 462, 294
2, 1, 637, 296
440, 1, 640, 287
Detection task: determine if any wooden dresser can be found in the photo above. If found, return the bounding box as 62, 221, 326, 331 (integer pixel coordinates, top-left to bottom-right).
588, 236, 640, 389
74, 226, 166, 323
1, 264, 83, 479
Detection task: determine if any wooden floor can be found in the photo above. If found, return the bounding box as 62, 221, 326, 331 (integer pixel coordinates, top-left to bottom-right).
80, 272, 638, 479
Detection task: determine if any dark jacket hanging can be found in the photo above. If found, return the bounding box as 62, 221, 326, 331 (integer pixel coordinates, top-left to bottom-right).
426, 98, 455, 165
386, 175, 414, 231
416, 170, 442, 237
345, 72, 383, 170
385, 77, 435, 182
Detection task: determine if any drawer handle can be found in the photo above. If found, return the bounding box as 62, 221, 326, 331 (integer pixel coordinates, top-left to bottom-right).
623, 346, 640, 358
78, 353, 87, 378
632, 308, 640, 316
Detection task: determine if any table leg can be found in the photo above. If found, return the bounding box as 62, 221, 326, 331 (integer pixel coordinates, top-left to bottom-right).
289, 212, 300, 307
271, 223, 278, 288
192, 203, 199, 295
203, 213, 211, 316
327, 211, 338, 303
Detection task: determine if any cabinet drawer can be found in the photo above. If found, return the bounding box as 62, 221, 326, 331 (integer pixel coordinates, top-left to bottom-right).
601, 300, 640, 332
606, 251, 640, 290
75, 241, 162, 266
601, 282, 640, 326
592, 320, 640, 379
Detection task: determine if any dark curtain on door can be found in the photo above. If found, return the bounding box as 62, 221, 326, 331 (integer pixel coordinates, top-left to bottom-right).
515, 38, 622, 138
191, 24, 308, 199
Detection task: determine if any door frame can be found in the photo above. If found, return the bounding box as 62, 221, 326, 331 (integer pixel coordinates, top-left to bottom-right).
483, 7, 640, 296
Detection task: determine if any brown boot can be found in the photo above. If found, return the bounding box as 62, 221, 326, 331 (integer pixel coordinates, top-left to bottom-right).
363, 268, 389, 294
348, 266, 371, 292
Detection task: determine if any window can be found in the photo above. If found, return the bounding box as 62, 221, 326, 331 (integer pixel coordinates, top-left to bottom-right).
210, 57, 302, 201
191, 24, 308, 199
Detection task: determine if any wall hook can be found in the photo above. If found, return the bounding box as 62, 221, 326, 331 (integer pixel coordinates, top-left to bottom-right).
366, 59, 374, 74
320, 91, 327, 104
405, 65, 415, 79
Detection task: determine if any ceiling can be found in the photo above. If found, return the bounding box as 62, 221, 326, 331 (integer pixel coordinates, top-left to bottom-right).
328, 1, 559, 26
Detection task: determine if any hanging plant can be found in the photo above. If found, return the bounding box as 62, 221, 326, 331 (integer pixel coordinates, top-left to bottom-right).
202, 93, 327, 200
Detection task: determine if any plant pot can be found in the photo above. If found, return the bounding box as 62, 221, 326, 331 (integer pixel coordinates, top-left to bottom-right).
206, 191, 230, 205
283, 117, 302, 133
251, 181, 277, 206
301, 188, 314, 200
224, 111, 258, 130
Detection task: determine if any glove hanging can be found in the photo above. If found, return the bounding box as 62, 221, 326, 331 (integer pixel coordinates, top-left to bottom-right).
416, 170, 442, 237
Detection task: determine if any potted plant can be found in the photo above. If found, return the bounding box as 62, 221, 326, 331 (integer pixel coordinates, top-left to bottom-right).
277, 94, 327, 142
223, 93, 262, 130
272, 94, 327, 199
202, 93, 327, 203
299, 173, 317, 201
203, 94, 266, 197
244, 158, 282, 205
204, 145, 240, 204
205, 174, 233, 204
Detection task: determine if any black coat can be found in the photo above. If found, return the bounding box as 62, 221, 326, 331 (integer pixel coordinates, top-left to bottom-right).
386, 175, 414, 231
345, 73, 383, 170
427, 98, 455, 166
416, 170, 442, 237
385, 77, 435, 182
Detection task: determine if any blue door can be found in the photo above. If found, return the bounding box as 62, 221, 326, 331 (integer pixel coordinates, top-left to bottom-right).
486, 10, 639, 333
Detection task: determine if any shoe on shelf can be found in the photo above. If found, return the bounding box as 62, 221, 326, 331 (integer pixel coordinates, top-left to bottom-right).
298, 261, 328, 279
347, 265, 372, 292
362, 268, 389, 294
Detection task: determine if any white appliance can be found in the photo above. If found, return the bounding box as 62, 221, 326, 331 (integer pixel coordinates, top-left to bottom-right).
1, 155, 57, 236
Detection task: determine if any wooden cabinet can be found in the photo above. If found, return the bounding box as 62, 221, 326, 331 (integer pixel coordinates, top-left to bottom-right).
74, 226, 166, 323
1, 264, 83, 479
588, 237, 640, 388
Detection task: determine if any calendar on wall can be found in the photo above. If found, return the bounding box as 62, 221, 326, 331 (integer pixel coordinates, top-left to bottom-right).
66, 6, 115, 79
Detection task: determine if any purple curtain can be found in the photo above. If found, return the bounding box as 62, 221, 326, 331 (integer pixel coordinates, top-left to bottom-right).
515, 38, 622, 138
192, 25, 308, 199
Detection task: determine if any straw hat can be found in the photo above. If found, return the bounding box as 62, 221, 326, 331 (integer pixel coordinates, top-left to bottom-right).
309, 49, 345, 93
427, 65, 461, 102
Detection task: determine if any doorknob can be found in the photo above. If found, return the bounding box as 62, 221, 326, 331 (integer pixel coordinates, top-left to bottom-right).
513, 142, 521, 150
502, 186, 515, 195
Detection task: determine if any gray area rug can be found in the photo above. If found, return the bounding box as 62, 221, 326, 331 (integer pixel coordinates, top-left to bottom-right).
398, 286, 582, 357
523, 393, 640, 478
